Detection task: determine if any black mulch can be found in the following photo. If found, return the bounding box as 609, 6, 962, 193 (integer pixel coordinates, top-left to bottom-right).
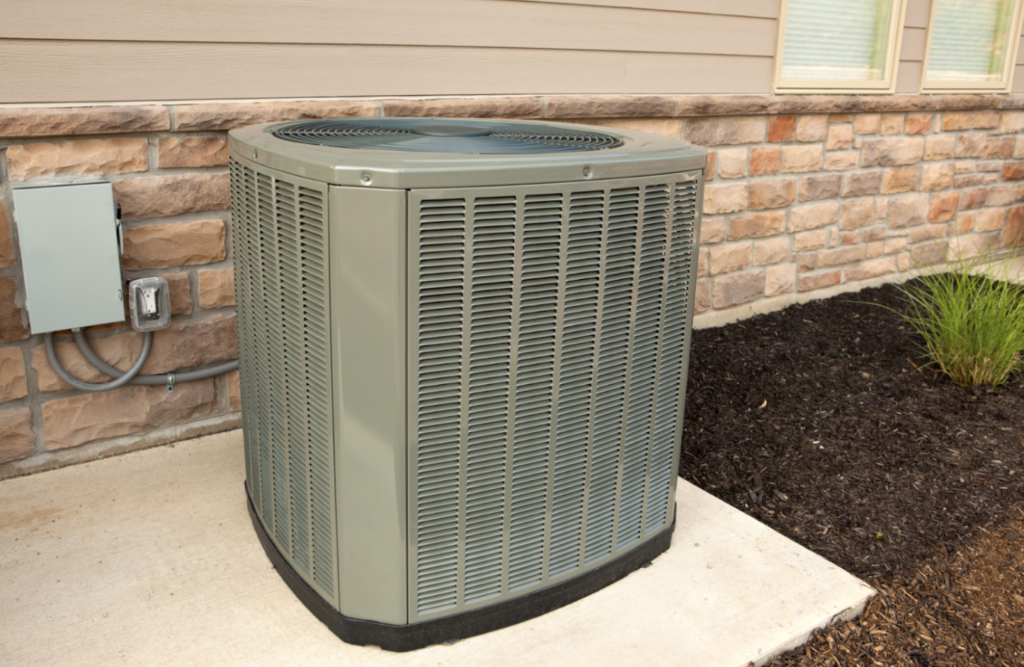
677, 281, 1024, 666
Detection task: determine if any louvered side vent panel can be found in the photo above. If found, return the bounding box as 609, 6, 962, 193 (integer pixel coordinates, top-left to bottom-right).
411, 173, 699, 621
415, 199, 466, 615
229, 158, 337, 605
645, 180, 698, 533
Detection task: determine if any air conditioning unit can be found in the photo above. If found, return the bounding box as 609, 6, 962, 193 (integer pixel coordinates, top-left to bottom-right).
228, 118, 706, 651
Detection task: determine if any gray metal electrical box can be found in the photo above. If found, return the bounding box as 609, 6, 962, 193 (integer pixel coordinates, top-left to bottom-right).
12, 182, 125, 334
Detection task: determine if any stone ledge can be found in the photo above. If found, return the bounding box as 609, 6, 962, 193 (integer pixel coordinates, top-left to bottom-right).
0, 106, 169, 138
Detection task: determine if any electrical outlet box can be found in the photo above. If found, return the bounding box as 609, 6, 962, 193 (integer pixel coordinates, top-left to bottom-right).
12, 182, 125, 334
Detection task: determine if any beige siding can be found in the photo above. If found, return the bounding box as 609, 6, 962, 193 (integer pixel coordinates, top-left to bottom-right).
0, 0, 776, 103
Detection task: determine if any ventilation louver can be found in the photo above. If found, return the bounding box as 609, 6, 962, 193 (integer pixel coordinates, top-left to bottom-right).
229, 117, 706, 652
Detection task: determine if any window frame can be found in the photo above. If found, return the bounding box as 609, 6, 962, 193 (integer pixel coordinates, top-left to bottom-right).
920, 0, 1024, 93
773, 0, 908, 94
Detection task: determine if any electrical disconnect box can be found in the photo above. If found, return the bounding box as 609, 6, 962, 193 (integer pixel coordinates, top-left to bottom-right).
12, 182, 125, 334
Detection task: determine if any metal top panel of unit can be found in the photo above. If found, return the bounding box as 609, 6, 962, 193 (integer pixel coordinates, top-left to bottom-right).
228, 118, 707, 190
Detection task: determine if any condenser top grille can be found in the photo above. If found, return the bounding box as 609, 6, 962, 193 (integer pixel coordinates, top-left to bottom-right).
270, 119, 624, 154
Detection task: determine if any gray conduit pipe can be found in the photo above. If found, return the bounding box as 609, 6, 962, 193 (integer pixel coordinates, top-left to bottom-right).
46, 330, 153, 392
72, 328, 239, 386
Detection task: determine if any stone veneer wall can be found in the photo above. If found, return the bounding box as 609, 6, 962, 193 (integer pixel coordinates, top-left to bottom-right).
1, 94, 1023, 477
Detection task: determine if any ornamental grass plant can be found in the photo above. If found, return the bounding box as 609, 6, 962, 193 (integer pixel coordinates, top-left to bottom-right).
894, 243, 1024, 387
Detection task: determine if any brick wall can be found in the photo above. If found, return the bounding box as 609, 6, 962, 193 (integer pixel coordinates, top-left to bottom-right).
1, 94, 1022, 477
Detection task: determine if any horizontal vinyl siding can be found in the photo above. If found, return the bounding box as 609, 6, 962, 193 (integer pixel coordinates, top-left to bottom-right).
0, 0, 775, 103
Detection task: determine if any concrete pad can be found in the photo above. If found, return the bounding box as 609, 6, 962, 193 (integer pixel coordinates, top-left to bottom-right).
0, 431, 873, 667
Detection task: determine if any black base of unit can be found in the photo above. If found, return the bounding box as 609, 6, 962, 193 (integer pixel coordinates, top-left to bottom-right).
246, 484, 675, 652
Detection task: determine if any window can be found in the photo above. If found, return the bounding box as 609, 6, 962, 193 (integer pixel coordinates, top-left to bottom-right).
922, 0, 1024, 92
775, 0, 907, 93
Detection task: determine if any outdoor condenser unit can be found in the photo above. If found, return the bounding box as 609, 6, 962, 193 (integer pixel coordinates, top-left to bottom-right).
228, 118, 706, 651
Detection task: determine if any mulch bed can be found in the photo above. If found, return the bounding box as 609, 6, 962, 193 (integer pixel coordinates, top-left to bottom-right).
678, 281, 1024, 666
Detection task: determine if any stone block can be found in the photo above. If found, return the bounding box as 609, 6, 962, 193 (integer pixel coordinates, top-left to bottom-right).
956, 161, 976, 173
750, 147, 780, 176
840, 231, 860, 245
974, 208, 1006, 232
749, 179, 797, 210
909, 225, 947, 244
910, 242, 948, 267
843, 171, 882, 196
226, 370, 241, 410
765, 264, 796, 296
7, 138, 148, 181
0, 347, 28, 403
797, 115, 827, 142
41, 380, 217, 451
705, 151, 716, 181
700, 218, 725, 244
863, 226, 886, 242
728, 211, 785, 240
566, 118, 683, 139
881, 167, 920, 194
768, 115, 796, 142
830, 114, 853, 123
794, 230, 828, 251
798, 253, 817, 272
954, 174, 986, 188
853, 114, 880, 134
780, 145, 823, 173
928, 192, 960, 222
703, 183, 748, 215
887, 194, 929, 229
866, 241, 883, 258
0, 279, 28, 344
826, 125, 853, 150
674, 95, 780, 117
880, 114, 904, 135
789, 202, 839, 232
173, 100, 377, 131
978, 160, 1002, 173
960, 188, 988, 210
697, 248, 708, 277
941, 112, 973, 131
546, 95, 673, 120
861, 137, 924, 166
840, 199, 874, 229
114, 174, 229, 221
708, 243, 752, 275
121, 219, 226, 270
798, 270, 841, 292
884, 237, 908, 254
198, 268, 235, 309
1016, 136, 1024, 158
955, 134, 989, 158
974, 111, 1000, 129
876, 197, 889, 221
1000, 111, 1024, 134
752, 237, 789, 266
824, 152, 858, 171
1002, 161, 1024, 181
694, 280, 710, 314
0, 408, 34, 463
0, 201, 15, 269
905, 115, 933, 135
716, 149, 748, 179
712, 270, 765, 309
0, 106, 168, 138
956, 211, 976, 234
162, 272, 192, 317
925, 135, 955, 161
1002, 206, 1024, 247
919, 164, 954, 192
684, 116, 765, 146
158, 137, 229, 168
986, 185, 1020, 206
817, 246, 866, 268
845, 258, 896, 282
986, 137, 1014, 159
799, 174, 841, 202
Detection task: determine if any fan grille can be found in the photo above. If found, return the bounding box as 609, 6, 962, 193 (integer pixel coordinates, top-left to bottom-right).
270, 119, 624, 154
